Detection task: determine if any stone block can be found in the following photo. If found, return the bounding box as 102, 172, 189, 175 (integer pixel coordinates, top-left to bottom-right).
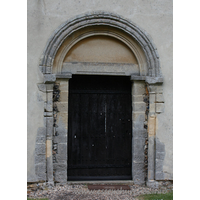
37, 83, 46, 93
44, 101, 53, 112
35, 143, 46, 155
133, 102, 146, 112
133, 121, 145, 130
133, 155, 144, 163
53, 135, 67, 143
35, 163, 46, 181
133, 138, 145, 153
53, 163, 67, 171
46, 84, 54, 92
133, 177, 145, 185
44, 74, 56, 83
148, 116, 156, 137
58, 81, 69, 91
132, 95, 143, 102
56, 102, 68, 112
156, 93, 164, 103
35, 154, 46, 164
156, 152, 165, 160
132, 81, 145, 95
56, 113, 68, 128
46, 92, 53, 102
59, 92, 69, 102
133, 129, 147, 139
56, 73, 72, 79
58, 143, 67, 154
55, 127, 67, 136
54, 169, 67, 183
155, 172, 165, 180
46, 117, 54, 137
156, 103, 164, 113
146, 180, 159, 188
36, 136, 46, 144
156, 138, 165, 152
131, 75, 146, 81
56, 153, 67, 163
132, 112, 145, 122
44, 112, 53, 117
146, 76, 163, 84
155, 159, 163, 172
37, 127, 46, 137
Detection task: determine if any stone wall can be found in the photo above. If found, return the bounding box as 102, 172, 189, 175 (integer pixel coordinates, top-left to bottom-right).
27, 0, 173, 183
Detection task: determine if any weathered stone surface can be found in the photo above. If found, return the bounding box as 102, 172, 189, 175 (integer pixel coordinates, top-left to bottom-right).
56, 102, 68, 112
46, 117, 54, 138
56, 73, 72, 79
44, 112, 53, 117
35, 163, 46, 181
146, 180, 159, 188
156, 93, 164, 103
56, 153, 67, 163
156, 103, 165, 113
131, 75, 146, 81
35, 154, 46, 164
132, 81, 146, 95
57, 143, 67, 154
133, 155, 145, 163
59, 92, 68, 102
54, 169, 67, 183
44, 74, 56, 83
35, 143, 46, 155
56, 113, 68, 128
146, 76, 163, 84
55, 127, 67, 136
36, 136, 46, 144
37, 84, 46, 93
133, 138, 145, 153
53, 163, 67, 171
156, 152, 165, 160
133, 121, 145, 130
44, 101, 53, 112
58, 81, 68, 92
132, 95, 144, 102
62, 62, 139, 76
37, 127, 46, 137
53, 135, 67, 143
155, 172, 165, 180
132, 102, 146, 112
133, 129, 147, 138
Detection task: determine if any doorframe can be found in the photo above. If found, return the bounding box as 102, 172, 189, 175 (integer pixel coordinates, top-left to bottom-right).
36, 11, 164, 186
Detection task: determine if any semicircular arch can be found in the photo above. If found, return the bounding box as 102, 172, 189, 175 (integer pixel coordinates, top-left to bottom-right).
40, 11, 161, 77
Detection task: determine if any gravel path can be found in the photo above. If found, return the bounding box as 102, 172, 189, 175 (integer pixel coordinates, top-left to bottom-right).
27, 183, 172, 200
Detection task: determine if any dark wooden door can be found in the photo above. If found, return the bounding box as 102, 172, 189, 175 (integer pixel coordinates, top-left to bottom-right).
68, 75, 132, 180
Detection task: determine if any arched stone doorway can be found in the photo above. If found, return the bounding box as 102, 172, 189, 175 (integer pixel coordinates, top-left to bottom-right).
36, 11, 164, 186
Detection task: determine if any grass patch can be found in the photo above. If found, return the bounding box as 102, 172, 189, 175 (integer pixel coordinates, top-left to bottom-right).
137, 190, 173, 200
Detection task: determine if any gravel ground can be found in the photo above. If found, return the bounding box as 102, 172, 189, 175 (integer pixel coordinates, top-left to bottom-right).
27, 183, 173, 200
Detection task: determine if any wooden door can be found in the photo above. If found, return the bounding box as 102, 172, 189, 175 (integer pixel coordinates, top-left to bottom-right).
68, 75, 132, 180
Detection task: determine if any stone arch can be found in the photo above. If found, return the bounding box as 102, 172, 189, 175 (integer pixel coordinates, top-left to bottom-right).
40, 11, 161, 77
37, 11, 164, 186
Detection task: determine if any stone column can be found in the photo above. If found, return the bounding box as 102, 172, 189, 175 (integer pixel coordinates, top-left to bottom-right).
53, 74, 71, 184
131, 80, 147, 185
45, 84, 54, 186
147, 85, 156, 183
146, 82, 164, 187
43, 74, 56, 186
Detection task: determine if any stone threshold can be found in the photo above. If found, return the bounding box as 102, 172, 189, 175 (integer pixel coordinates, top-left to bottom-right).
67, 180, 134, 185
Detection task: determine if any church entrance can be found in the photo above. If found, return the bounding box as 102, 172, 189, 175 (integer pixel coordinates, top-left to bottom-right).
67, 75, 132, 180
